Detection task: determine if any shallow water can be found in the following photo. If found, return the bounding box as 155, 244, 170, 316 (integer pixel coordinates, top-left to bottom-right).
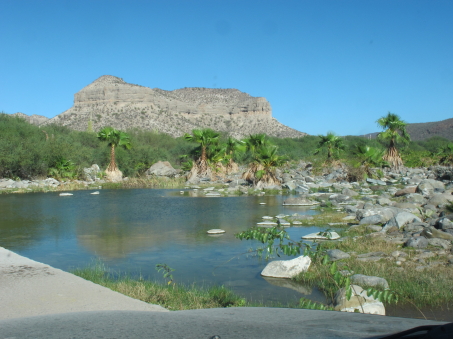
0, 188, 327, 306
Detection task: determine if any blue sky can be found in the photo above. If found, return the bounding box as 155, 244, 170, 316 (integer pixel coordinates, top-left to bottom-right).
1, 0, 452, 136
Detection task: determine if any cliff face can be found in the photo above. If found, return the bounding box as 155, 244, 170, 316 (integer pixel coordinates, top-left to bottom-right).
42, 75, 306, 139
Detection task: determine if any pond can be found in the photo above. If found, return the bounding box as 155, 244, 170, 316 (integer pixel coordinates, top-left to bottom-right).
0, 188, 327, 306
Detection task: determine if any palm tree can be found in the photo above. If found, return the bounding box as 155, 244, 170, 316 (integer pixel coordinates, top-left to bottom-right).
224, 137, 245, 174
97, 127, 132, 178
184, 128, 220, 178
242, 134, 271, 183
354, 145, 388, 177
253, 145, 286, 188
376, 113, 410, 168
243, 133, 269, 155
314, 132, 345, 162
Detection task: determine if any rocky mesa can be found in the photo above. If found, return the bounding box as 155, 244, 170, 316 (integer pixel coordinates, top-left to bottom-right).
41, 75, 306, 139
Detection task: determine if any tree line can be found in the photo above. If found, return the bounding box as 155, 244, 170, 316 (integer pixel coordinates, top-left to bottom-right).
1, 112, 452, 181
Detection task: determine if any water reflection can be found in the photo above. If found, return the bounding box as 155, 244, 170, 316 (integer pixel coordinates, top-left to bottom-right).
0, 189, 322, 305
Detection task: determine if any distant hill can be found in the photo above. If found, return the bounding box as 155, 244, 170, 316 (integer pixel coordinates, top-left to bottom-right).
360, 117, 453, 141
11, 112, 49, 125
37, 75, 307, 139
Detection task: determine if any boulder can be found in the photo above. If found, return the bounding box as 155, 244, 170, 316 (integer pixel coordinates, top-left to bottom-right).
404, 193, 426, 204
359, 214, 383, 225
342, 188, 359, 197
366, 178, 387, 186
356, 207, 398, 224
329, 194, 351, 203
105, 169, 123, 182
283, 181, 297, 190
422, 227, 453, 241
146, 161, 178, 177
83, 164, 100, 181
377, 198, 393, 206
427, 238, 452, 249
384, 212, 422, 229
333, 285, 385, 315
326, 249, 350, 261
350, 274, 389, 289
437, 217, 453, 230
283, 196, 319, 206
261, 255, 311, 278
405, 237, 428, 249
416, 179, 445, 196
394, 186, 417, 197
302, 231, 340, 240
427, 194, 453, 207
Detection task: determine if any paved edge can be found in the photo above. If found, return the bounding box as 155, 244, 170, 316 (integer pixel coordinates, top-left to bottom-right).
0, 246, 168, 320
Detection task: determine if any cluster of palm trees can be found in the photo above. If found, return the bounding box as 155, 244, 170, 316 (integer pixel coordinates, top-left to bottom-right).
96, 112, 411, 184
183, 130, 286, 187
315, 112, 411, 170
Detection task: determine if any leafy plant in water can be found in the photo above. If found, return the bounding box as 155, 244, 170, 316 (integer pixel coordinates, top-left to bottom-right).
156, 263, 175, 285
299, 297, 333, 311
236, 226, 399, 311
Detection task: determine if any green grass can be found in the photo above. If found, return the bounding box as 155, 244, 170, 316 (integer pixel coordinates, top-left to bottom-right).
71, 262, 247, 310
294, 226, 453, 309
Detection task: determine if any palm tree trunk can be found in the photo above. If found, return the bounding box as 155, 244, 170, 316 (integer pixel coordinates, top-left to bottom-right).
107, 144, 117, 172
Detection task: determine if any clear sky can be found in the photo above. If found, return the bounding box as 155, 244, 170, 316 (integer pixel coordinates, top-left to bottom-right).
1, 0, 452, 136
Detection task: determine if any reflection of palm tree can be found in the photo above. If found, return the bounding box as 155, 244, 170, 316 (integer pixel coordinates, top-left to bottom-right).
314, 132, 345, 162
184, 128, 220, 178
376, 113, 410, 168
97, 127, 132, 174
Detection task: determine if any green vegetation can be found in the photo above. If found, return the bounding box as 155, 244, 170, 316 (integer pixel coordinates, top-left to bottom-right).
97, 127, 132, 173
376, 112, 411, 168
297, 227, 453, 309
314, 132, 345, 162
1, 112, 452, 181
72, 261, 247, 310
236, 222, 453, 312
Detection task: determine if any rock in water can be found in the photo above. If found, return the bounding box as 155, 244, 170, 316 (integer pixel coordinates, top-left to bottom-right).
302, 232, 340, 240
261, 255, 311, 278
207, 229, 225, 234
334, 285, 385, 316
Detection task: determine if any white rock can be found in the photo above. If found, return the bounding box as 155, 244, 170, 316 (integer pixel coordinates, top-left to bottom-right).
205, 192, 221, 196
261, 255, 311, 278
262, 216, 274, 220
334, 285, 385, 316
257, 221, 278, 226
59, 193, 73, 196
90, 191, 100, 195
302, 231, 340, 240
207, 229, 225, 234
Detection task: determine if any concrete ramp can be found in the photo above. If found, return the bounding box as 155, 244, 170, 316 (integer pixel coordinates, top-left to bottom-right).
0, 246, 167, 320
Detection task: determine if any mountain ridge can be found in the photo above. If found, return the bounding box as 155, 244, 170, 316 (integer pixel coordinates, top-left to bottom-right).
39, 75, 306, 139
359, 117, 453, 141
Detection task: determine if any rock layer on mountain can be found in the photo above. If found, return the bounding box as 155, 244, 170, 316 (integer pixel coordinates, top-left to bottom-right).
42, 75, 306, 139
